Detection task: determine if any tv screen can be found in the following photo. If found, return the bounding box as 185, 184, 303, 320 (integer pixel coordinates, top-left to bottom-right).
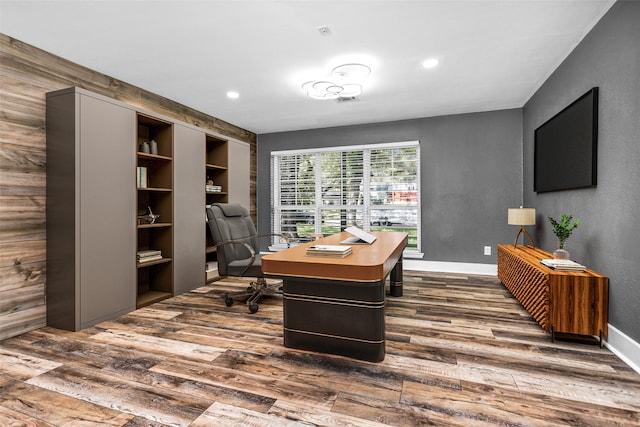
534, 87, 598, 193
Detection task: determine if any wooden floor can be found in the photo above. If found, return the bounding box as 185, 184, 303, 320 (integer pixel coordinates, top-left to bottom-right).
1, 271, 639, 426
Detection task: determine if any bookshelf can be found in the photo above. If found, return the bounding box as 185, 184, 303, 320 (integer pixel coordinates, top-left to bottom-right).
205, 134, 229, 277
205, 134, 229, 203
136, 113, 174, 307
45, 87, 248, 331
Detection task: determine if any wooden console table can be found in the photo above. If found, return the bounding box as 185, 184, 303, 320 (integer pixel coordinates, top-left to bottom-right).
497, 244, 609, 346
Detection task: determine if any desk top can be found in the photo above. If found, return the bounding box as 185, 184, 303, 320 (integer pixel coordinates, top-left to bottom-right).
262, 231, 408, 282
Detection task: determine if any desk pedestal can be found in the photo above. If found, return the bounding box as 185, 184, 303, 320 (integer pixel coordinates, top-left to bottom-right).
283, 277, 385, 362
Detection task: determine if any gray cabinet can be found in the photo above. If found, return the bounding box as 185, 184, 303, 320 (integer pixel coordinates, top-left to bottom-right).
228, 140, 250, 208
46, 88, 136, 331
174, 124, 206, 294
46, 87, 250, 330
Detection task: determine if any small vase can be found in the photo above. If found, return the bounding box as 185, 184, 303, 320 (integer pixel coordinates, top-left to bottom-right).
139, 141, 150, 153
150, 140, 158, 155
553, 248, 570, 260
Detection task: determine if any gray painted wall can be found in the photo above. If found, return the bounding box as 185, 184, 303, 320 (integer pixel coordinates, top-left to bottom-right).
523, 1, 640, 342
257, 109, 522, 264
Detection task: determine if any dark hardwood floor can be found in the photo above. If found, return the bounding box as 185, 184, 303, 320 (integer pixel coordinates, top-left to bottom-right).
1, 271, 639, 426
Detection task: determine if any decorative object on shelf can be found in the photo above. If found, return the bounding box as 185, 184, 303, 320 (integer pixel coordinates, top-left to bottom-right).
547, 213, 581, 260
136, 166, 148, 188
150, 139, 158, 155
139, 141, 150, 153
507, 206, 536, 247
137, 206, 160, 225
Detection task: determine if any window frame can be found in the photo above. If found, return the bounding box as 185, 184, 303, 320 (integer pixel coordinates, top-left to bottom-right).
271, 140, 421, 254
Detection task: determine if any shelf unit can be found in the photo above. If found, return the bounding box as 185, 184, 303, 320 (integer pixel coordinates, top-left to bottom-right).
45, 87, 137, 331
205, 134, 229, 203
45, 87, 249, 331
497, 244, 609, 346
205, 134, 229, 275
136, 113, 174, 307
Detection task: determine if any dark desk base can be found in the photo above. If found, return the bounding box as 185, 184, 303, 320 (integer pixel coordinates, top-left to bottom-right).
283, 277, 386, 362
390, 255, 403, 297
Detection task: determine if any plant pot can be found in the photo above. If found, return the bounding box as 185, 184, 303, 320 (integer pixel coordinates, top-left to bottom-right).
553, 248, 570, 260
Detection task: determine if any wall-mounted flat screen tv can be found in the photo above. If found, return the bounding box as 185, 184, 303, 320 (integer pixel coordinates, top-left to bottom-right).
534, 87, 598, 193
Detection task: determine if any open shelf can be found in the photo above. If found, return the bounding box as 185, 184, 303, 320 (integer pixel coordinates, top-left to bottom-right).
136, 257, 172, 268
137, 222, 172, 229
136, 291, 172, 308
136, 113, 173, 306
206, 163, 228, 170
138, 152, 172, 161
205, 134, 229, 275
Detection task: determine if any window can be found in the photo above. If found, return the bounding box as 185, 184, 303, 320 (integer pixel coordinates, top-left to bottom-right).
271, 141, 420, 254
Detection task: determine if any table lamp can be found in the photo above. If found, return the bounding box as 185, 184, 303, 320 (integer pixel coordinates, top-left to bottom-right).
508, 207, 536, 248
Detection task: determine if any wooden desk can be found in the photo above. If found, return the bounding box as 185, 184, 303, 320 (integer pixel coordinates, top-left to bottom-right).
262, 231, 408, 362
497, 244, 609, 346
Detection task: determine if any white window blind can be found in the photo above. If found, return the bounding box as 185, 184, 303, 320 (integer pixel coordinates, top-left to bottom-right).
271, 141, 420, 253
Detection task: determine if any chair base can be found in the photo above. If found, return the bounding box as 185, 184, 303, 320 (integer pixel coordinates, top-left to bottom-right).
223, 277, 282, 313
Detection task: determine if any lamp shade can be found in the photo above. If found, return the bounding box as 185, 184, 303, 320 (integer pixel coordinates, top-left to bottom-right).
508, 207, 536, 226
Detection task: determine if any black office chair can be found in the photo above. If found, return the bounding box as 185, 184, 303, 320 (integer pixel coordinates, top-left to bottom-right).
206, 203, 286, 313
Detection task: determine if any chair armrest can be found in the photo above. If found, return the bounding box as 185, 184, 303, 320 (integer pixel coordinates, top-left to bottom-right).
213, 234, 290, 277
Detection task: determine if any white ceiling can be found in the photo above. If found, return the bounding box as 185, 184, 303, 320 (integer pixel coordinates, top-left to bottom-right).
1, 0, 615, 134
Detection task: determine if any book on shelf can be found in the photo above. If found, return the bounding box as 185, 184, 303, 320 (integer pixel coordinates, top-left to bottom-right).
540, 259, 586, 272
136, 166, 147, 188
137, 249, 161, 257
137, 249, 162, 263
306, 244, 353, 258
341, 226, 376, 245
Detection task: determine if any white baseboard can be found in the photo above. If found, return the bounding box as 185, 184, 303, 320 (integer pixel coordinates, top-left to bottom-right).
404, 260, 640, 374
404, 259, 497, 276
605, 324, 640, 374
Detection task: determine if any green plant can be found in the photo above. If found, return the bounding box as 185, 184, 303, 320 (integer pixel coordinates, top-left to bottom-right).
547, 213, 581, 249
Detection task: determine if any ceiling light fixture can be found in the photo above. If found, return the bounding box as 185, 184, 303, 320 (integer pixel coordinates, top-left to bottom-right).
226, 91, 239, 99
302, 63, 371, 100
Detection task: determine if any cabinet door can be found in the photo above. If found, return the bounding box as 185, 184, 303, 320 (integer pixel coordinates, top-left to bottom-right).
79, 94, 136, 328
174, 124, 206, 294
228, 139, 250, 208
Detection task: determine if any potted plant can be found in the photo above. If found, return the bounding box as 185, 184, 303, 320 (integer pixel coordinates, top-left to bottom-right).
547, 213, 581, 259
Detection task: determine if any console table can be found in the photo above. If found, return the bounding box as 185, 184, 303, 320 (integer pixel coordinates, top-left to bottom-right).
497, 244, 609, 346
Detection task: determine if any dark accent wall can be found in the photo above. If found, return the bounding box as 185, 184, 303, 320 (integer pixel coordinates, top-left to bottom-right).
257, 109, 523, 263
523, 1, 640, 342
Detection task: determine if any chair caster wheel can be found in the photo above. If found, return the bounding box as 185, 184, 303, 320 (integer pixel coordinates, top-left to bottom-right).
249, 303, 259, 313
247, 286, 253, 291
224, 296, 234, 307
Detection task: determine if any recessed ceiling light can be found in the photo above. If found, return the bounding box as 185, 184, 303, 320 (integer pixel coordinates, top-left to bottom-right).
422, 58, 439, 69
226, 91, 239, 99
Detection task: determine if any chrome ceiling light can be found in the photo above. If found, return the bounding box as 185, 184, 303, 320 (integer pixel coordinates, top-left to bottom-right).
302, 63, 371, 100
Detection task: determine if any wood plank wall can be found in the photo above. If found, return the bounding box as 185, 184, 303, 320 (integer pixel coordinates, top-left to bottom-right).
0, 34, 257, 340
